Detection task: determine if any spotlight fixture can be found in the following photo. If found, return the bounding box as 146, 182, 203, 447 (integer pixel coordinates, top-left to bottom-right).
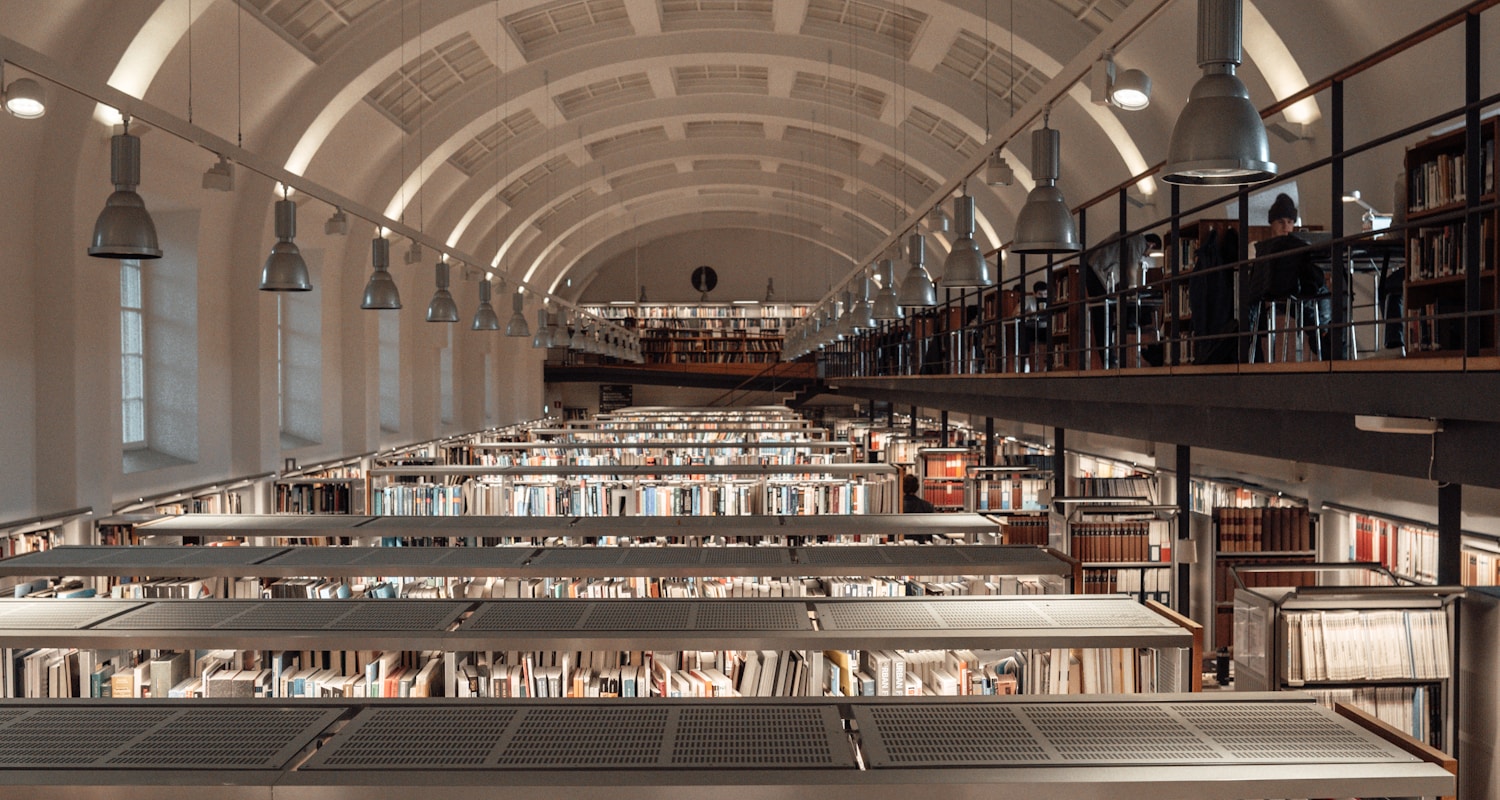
1012, 121, 1081, 254
471, 278, 500, 331
871, 258, 903, 321
925, 205, 952, 233
323, 208, 349, 235
360, 236, 401, 310
201, 155, 234, 192
88, 117, 162, 259
1, 63, 45, 119
404, 240, 423, 266
505, 289, 530, 337
258, 194, 312, 291
1090, 53, 1152, 111
531, 309, 550, 348
940, 194, 993, 288
425, 259, 459, 322
986, 151, 1014, 186
1162, 0, 1277, 185
897, 232, 937, 307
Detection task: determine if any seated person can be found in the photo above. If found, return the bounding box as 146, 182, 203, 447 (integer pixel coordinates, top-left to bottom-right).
1244, 193, 1331, 360
902, 473, 936, 514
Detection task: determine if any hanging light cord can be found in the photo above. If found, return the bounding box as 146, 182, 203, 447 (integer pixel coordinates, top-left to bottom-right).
235, 0, 242, 147
186, 0, 193, 124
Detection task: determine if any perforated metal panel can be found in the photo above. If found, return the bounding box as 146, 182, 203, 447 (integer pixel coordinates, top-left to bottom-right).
618, 548, 706, 567
0, 547, 122, 566
495, 706, 669, 767
96, 600, 257, 629
814, 602, 940, 630
964, 546, 1065, 566
352, 548, 457, 567
330, 601, 468, 631
165, 547, 289, 566
0, 707, 175, 766
261, 547, 372, 567
306, 707, 519, 769
671, 706, 853, 767
853, 701, 1423, 768
444, 548, 536, 567
1037, 599, 1173, 628
701, 547, 791, 566
695, 602, 810, 630
0, 600, 143, 628
582, 601, 692, 630
462, 601, 588, 630
931, 602, 1051, 629
869, 547, 976, 567
102, 707, 340, 768
222, 601, 353, 630
529, 549, 626, 567
854, 705, 1046, 764
798, 548, 891, 566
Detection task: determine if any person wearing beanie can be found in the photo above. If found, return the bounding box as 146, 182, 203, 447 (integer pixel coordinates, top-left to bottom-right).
1243, 192, 1333, 361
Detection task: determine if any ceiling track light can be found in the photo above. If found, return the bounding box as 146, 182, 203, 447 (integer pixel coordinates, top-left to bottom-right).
871, 258, 903, 321
471, 278, 500, 331
897, 232, 937, 308
1091, 52, 1152, 111
1163, 0, 1277, 185
505, 289, 530, 337
425, 259, 459, 322
258, 196, 312, 291
1, 62, 45, 119
940, 194, 993, 288
323, 207, 349, 235
360, 235, 402, 310
88, 117, 161, 260
202, 154, 235, 192
925, 205, 952, 233
1012, 121, 1081, 254
404, 240, 423, 266
986, 152, 1014, 187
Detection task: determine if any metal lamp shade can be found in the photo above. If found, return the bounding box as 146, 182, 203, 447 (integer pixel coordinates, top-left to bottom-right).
871, 259, 903, 320
361, 237, 401, 310
471, 280, 500, 331
425, 260, 459, 322
1162, 0, 1276, 185
1012, 128, 1080, 254
940, 195, 993, 288
898, 233, 937, 307
89, 131, 161, 259
531, 309, 549, 348
505, 291, 530, 337
848, 279, 876, 331
259, 199, 312, 291
546, 313, 568, 348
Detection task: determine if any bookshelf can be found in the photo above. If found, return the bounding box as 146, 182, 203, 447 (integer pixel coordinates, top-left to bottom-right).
466, 440, 853, 467
1046, 264, 1081, 370
0, 695, 1453, 799
1323, 501, 1500, 587
115, 512, 1010, 546
1208, 488, 1317, 654
1233, 567, 1462, 751
0, 595, 1198, 699
365, 464, 898, 517
1166, 219, 1273, 365
916, 448, 978, 512
582, 303, 810, 366
1050, 502, 1176, 605
1403, 118, 1499, 354
963, 466, 1051, 514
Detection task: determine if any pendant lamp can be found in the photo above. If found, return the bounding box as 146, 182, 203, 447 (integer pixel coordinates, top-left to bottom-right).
897, 233, 937, 307
871, 258, 903, 320
546, 311, 567, 348
1012, 124, 1081, 253
89, 118, 162, 259
848, 276, 876, 331
360, 236, 401, 310
471, 278, 500, 331
531, 309, 550, 348
1162, 0, 1276, 185
505, 289, 530, 337
940, 194, 993, 288
259, 196, 312, 291
424, 260, 459, 321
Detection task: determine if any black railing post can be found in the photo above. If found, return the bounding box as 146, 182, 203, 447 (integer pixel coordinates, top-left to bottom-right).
1464, 10, 1483, 357
1331, 78, 1348, 361
1176, 444, 1192, 615
1170, 185, 1182, 366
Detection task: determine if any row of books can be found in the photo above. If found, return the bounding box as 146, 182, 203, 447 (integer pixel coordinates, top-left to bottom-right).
1079, 567, 1172, 604
475, 452, 839, 468
1350, 513, 1438, 584
974, 478, 1050, 512
1407, 218, 1494, 280
1073, 475, 1156, 502
586, 305, 809, 321
0, 530, 58, 560
1307, 685, 1435, 745
1283, 609, 1450, 684
921, 484, 965, 509
921, 452, 978, 479
1406, 137, 1495, 213
1212, 558, 1317, 604
1000, 515, 1049, 545
1463, 545, 1500, 586
1215, 507, 1314, 553
1069, 521, 1168, 563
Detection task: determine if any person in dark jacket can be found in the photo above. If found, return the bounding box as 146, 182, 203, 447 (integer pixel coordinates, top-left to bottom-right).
1244, 193, 1331, 361
902, 473, 935, 513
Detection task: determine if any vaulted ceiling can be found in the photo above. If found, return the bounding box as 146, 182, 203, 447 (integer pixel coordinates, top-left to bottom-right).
0, 0, 1473, 305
